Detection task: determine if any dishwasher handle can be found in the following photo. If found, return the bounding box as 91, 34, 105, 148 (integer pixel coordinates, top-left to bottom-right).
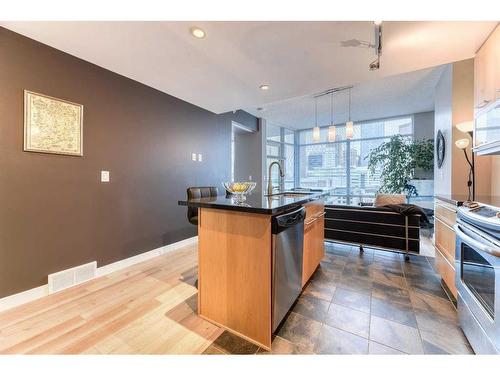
272, 207, 306, 233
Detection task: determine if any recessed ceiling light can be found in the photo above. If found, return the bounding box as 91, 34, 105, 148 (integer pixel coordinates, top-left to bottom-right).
190, 27, 206, 39
259, 84, 270, 91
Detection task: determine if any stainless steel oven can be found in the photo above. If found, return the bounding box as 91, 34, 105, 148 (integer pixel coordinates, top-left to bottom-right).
455, 203, 500, 354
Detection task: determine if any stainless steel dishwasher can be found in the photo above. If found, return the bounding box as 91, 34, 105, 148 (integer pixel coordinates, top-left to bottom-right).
272, 206, 306, 332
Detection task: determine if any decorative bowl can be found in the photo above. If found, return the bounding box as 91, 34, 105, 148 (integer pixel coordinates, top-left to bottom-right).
222, 181, 256, 201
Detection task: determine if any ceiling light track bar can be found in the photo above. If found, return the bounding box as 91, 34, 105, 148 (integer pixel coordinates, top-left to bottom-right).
313, 85, 353, 98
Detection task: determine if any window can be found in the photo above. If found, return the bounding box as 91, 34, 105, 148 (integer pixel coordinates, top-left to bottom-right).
298, 116, 414, 204
266, 124, 295, 191
308, 154, 323, 169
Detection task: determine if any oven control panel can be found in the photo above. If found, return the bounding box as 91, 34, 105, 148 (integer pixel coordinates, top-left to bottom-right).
471, 206, 499, 218
459, 202, 500, 230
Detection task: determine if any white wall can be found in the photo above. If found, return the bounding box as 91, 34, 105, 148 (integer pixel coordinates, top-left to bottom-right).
434, 64, 453, 196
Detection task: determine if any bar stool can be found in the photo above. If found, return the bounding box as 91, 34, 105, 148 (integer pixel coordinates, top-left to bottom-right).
186, 187, 218, 290
186, 186, 219, 225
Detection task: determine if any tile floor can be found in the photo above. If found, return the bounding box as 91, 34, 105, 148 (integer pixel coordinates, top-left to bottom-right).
203, 242, 473, 355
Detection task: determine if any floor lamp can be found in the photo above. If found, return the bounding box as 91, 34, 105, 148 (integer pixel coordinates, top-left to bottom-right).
455, 121, 475, 202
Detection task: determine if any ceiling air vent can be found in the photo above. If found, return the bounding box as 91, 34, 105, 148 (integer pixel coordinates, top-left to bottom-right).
48, 261, 97, 294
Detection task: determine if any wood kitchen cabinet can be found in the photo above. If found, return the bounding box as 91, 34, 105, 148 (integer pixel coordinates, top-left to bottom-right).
434, 198, 458, 298
302, 200, 325, 287
474, 25, 500, 110
473, 24, 500, 154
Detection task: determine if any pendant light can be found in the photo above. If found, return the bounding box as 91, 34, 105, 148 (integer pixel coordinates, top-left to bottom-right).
328, 91, 336, 142
346, 87, 354, 140
312, 96, 320, 142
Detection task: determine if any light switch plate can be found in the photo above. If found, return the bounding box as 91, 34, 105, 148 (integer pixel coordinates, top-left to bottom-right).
191, 153, 197, 161
198, 153, 203, 162
101, 171, 110, 182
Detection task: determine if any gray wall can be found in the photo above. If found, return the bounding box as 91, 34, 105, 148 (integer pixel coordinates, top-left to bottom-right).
0, 28, 232, 298
413, 111, 435, 180
413, 111, 435, 141
233, 128, 264, 192
218, 110, 259, 132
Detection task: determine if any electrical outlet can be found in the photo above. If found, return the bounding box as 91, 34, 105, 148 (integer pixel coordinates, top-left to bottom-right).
198, 153, 203, 162
101, 171, 110, 182
191, 153, 197, 161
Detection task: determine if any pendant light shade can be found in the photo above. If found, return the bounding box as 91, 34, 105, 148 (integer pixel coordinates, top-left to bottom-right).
312, 96, 320, 142
346, 87, 354, 140
346, 121, 354, 140
313, 126, 320, 142
328, 126, 336, 142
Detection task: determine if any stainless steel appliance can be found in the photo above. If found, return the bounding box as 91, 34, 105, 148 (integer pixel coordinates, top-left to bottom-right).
272, 206, 305, 331
455, 200, 500, 354
474, 98, 500, 155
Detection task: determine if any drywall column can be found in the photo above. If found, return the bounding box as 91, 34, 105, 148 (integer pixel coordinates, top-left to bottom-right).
434, 59, 492, 198
233, 123, 264, 193
434, 64, 453, 196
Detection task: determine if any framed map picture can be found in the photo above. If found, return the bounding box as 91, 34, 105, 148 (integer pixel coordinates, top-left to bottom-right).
24, 90, 83, 156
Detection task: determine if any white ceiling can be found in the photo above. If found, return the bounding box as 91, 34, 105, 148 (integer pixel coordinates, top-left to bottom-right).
1, 21, 496, 114
247, 65, 446, 129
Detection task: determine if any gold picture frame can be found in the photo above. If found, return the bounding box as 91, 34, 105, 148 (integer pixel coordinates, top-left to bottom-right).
24, 90, 84, 156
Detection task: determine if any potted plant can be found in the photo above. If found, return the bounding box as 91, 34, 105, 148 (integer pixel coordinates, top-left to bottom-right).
365, 135, 434, 197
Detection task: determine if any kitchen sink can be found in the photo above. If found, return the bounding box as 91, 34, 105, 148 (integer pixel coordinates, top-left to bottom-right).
266, 192, 315, 198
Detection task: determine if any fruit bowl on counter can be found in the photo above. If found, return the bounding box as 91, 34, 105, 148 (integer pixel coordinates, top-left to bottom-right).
222, 181, 256, 202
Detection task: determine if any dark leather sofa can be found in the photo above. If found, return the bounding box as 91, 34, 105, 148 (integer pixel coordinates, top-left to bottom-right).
324, 204, 421, 260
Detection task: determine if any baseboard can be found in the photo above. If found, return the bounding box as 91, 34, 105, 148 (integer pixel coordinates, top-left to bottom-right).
96, 236, 198, 277
0, 236, 198, 313
0, 285, 49, 313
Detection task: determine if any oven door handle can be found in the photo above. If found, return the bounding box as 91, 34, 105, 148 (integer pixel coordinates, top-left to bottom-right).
454, 224, 500, 257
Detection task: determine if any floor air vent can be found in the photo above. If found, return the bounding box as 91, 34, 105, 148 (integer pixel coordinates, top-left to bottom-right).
48, 261, 97, 294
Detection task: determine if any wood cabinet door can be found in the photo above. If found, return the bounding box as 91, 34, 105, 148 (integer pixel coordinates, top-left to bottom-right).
434, 217, 456, 265
302, 222, 315, 287
301, 201, 325, 287
435, 247, 457, 298
492, 26, 500, 100
475, 26, 498, 109
475, 45, 488, 110
484, 38, 496, 105
313, 215, 325, 271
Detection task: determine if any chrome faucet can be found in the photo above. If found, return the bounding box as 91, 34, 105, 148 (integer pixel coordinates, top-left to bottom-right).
267, 161, 285, 196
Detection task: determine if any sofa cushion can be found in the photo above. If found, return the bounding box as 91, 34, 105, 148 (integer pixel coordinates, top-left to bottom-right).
374, 193, 406, 207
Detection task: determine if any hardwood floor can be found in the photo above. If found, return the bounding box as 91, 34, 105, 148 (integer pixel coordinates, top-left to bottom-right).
0, 244, 223, 354
0, 237, 461, 355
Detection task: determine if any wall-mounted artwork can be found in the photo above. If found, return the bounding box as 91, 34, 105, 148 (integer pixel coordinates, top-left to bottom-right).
24, 90, 83, 156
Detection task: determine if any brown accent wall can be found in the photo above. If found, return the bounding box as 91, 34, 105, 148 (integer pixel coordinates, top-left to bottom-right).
0, 28, 234, 298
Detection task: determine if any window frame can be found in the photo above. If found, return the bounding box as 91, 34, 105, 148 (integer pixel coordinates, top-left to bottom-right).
297, 114, 418, 204
266, 125, 296, 191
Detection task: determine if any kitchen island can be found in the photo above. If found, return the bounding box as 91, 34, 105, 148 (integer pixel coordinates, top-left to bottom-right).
178, 191, 327, 349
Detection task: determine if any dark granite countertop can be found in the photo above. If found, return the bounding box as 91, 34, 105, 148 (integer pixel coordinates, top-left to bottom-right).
435, 194, 500, 207
434, 194, 467, 206
178, 190, 330, 215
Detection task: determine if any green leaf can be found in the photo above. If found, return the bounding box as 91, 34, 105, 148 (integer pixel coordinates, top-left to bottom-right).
364, 135, 434, 197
